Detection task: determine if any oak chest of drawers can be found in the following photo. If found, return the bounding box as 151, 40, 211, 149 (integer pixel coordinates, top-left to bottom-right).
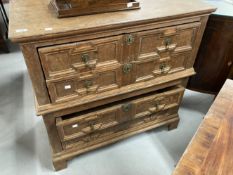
9, 0, 215, 171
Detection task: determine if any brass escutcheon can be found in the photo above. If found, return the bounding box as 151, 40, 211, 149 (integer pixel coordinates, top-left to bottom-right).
164, 37, 172, 47
126, 34, 134, 45
122, 103, 132, 112
160, 63, 166, 73
81, 53, 90, 64
84, 80, 93, 88
123, 63, 133, 74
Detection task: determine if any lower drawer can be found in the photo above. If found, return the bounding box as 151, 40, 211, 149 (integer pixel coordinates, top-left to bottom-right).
56, 85, 184, 150
63, 107, 179, 150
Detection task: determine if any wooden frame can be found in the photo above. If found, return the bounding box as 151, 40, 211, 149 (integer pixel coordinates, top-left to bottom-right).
49, 0, 140, 18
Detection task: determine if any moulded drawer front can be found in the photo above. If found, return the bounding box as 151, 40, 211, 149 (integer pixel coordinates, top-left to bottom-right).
136, 22, 200, 58
133, 22, 200, 83
47, 65, 122, 102
133, 51, 192, 83
56, 86, 185, 150
38, 35, 123, 80
132, 87, 184, 120
63, 106, 180, 150
38, 23, 199, 105
56, 106, 122, 141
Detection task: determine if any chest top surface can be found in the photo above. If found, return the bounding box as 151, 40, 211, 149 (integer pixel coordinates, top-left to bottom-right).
9, 0, 215, 42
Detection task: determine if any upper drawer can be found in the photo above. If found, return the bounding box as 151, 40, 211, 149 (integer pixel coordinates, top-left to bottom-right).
130, 22, 200, 83
47, 64, 122, 102
135, 22, 201, 59
38, 35, 123, 80
39, 22, 199, 104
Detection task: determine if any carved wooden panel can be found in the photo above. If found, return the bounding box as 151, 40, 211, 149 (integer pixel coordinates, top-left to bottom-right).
38, 35, 123, 80
38, 22, 200, 104
133, 87, 184, 121
132, 23, 200, 83
56, 86, 184, 150
47, 64, 122, 102
62, 107, 179, 150
56, 106, 121, 141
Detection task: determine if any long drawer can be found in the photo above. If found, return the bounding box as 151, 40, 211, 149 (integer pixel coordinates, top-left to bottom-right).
38, 22, 199, 103
56, 85, 184, 150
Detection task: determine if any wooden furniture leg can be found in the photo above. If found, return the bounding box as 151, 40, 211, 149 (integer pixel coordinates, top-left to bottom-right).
168, 118, 180, 131
53, 160, 67, 171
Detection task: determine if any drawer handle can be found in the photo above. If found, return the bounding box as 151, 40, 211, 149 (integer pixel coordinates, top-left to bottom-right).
159, 63, 171, 74
123, 63, 133, 74
81, 53, 96, 68
164, 37, 172, 48
82, 53, 90, 63
126, 34, 134, 45
122, 103, 132, 112
84, 80, 93, 89
160, 63, 166, 73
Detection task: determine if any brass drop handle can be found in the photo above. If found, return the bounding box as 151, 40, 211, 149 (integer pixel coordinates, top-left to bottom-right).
157, 37, 176, 53
122, 103, 132, 113
164, 37, 172, 48
82, 53, 90, 63
84, 80, 93, 89
123, 63, 133, 74
160, 63, 166, 73
81, 53, 96, 68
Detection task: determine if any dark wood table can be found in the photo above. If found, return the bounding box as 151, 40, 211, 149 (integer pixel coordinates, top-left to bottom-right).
173, 79, 233, 175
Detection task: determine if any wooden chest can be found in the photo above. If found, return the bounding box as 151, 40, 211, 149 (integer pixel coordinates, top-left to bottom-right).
9, 0, 215, 171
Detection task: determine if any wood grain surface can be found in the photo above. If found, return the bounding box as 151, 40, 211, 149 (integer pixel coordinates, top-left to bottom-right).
173, 79, 233, 175
9, 0, 216, 171
49, 0, 140, 18
9, 0, 215, 42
